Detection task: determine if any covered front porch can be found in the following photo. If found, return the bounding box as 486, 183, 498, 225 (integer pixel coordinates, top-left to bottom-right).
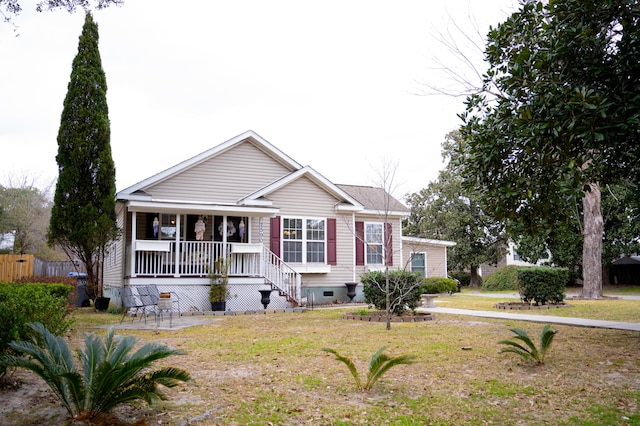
123, 208, 302, 308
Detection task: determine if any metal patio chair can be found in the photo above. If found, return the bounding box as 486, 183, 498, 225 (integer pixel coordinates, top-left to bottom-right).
120, 286, 155, 323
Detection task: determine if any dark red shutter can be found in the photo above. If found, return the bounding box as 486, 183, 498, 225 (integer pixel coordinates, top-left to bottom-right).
384, 222, 393, 266
355, 221, 364, 266
327, 218, 337, 265
270, 216, 280, 257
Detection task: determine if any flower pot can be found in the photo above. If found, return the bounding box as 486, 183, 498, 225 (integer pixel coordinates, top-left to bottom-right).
345, 282, 357, 302
259, 289, 273, 309
211, 301, 226, 311
94, 297, 110, 312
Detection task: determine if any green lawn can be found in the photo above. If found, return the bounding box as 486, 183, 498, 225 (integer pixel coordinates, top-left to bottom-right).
438, 290, 640, 322
3, 290, 640, 426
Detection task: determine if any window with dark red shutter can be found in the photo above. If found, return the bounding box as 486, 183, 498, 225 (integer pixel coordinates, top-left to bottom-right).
355, 221, 364, 266
270, 216, 280, 257
327, 218, 337, 265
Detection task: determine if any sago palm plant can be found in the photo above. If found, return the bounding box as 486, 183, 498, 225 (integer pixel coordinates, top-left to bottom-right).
498, 324, 558, 365
322, 346, 416, 391
0, 322, 191, 423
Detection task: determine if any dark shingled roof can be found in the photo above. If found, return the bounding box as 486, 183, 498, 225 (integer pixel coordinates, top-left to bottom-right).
337, 184, 409, 213
612, 256, 640, 265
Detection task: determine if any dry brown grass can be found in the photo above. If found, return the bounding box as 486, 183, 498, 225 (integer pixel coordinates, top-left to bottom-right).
2, 307, 640, 425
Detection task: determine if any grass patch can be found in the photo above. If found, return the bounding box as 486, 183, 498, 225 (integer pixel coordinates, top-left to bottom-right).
3, 307, 640, 425
439, 294, 640, 322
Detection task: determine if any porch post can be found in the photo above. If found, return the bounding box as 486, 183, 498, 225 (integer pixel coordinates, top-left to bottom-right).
174, 214, 181, 277
222, 216, 228, 259
130, 211, 137, 277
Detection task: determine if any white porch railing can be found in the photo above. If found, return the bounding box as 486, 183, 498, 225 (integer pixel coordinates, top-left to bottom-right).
133, 241, 302, 305
260, 245, 302, 305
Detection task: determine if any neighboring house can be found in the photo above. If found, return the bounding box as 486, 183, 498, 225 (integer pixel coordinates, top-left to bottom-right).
0, 232, 14, 251
479, 241, 549, 278
105, 130, 454, 312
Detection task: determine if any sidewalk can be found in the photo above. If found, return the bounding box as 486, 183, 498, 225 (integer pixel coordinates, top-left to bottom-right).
417, 306, 640, 332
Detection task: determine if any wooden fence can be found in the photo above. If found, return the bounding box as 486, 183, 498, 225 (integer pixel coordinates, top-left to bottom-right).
0, 254, 34, 282
0, 254, 85, 282
33, 258, 85, 277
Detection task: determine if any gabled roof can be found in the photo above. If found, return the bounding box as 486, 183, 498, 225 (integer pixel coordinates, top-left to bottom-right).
116, 130, 409, 217
117, 130, 301, 199
337, 184, 409, 216
238, 166, 364, 211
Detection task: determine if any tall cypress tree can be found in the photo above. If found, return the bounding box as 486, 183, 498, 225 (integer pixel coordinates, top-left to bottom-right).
48, 12, 118, 301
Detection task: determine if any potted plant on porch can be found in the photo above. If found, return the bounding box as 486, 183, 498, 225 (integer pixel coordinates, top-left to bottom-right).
208, 257, 230, 311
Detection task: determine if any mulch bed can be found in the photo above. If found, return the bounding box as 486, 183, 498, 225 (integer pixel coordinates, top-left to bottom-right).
494, 302, 571, 310
342, 311, 435, 322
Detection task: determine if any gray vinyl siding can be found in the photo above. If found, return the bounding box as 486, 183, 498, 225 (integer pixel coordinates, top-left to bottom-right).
104, 202, 127, 291
268, 176, 355, 288
145, 141, 293, 203
401, 242, 449, 278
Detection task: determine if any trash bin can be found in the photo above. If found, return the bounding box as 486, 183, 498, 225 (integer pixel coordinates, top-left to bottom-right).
69, 272, 90, 307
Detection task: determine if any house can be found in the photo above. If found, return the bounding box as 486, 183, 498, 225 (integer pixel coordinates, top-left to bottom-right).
104, 130, 454, 312
480, 241, 550, 278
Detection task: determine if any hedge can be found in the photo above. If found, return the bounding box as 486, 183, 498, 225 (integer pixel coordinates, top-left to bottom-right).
517, 267, 568, 305
420, 277, 458, 294
0, 283, 74, 375
482, 265, 529, 291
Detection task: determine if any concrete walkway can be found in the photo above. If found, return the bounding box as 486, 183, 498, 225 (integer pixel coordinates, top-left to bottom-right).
417, 306, 640, 332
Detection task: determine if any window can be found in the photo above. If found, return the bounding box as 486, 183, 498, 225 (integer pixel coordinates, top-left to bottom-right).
512, 249, 521, 261
282, 217, 325, 263
145, 213, 176, 240
410, 252, 426, 277
160, 214, 177, 239
282, 218, 302, 262
365, 223, 383, 264
306, 219, 325, 262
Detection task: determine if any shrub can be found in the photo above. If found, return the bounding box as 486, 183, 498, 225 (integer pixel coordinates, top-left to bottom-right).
517, 267, 568, 305
361, 270, 422, 315
14, 276, 79, 307
0, 283, 74, 373
482, 265, 529, 291
420, 277, 458, 294
498, 324, 558, 365
0, 323, 191, 423
322, 346, 416, 391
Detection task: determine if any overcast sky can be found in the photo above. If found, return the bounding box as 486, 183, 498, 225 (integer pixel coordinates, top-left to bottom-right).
1, 0, 517, 200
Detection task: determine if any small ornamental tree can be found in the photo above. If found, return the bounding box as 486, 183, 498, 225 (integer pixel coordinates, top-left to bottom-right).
361, 270, 422, 316
48, 13, 118, 301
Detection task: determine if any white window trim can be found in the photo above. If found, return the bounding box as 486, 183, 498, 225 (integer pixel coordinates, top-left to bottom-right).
282, 216, 327, 264
364, 222, 384, 265
410, 251, 427, 277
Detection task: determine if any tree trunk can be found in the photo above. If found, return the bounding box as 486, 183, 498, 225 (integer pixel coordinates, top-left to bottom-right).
581, 183, 604, 299
385, 266, 391, 330
469, 266, 480, 288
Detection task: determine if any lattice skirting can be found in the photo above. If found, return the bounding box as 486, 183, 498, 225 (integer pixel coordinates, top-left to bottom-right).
106, 282, 291, 313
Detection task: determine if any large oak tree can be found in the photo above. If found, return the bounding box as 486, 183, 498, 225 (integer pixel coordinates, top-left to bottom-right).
459, 0, 640, 298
